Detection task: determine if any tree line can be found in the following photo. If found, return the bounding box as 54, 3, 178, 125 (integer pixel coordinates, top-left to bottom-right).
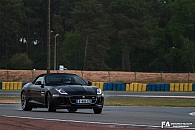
0, 0, 195, 72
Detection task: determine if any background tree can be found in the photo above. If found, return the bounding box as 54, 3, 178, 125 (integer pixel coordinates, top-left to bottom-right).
107, 0, 161, 71
62, 31, 82, 69
69, 0, 111, 70
1, 0, 195, 72
0, 0, 25, 69
10, 53, 33, 69
167, 0, 195, 72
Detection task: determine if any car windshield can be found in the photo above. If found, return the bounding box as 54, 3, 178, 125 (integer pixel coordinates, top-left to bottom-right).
45, 74, 87, 86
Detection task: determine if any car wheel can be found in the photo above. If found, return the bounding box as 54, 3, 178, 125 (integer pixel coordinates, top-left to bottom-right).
67, 108, 77, 113
47, 93, 56, 112
21, 92, 32, 111
93, 108, 102, 114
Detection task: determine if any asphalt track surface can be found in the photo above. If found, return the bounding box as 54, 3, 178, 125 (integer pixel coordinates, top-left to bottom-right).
1, 91, 195, 129
0, 104, 195, 129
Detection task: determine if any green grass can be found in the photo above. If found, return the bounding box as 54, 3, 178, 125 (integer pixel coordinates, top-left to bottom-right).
104, 97, 195, 107
0, 97, 20, 100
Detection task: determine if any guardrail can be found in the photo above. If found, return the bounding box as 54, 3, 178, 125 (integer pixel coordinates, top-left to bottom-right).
0, 82, 195, 92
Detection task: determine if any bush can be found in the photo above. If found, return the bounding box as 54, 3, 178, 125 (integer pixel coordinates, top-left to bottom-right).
10, 53, 33, 69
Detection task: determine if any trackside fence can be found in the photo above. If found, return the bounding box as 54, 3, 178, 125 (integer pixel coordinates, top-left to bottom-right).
0, 70, 194, 83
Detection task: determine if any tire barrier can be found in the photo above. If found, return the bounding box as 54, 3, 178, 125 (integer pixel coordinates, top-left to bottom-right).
146, 84, 170, 91
0, 82, 195, 91
92, 82, 104, 90
193, 84, 195, 91
126, 83, 147, 92
93, 82, 126, 91
1, 82, 22, 90
170, 83, 192, 92
102, 82, 126, 91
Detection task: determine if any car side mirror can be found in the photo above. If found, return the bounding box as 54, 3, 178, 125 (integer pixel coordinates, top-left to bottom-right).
88, 81, 92, 86
35, 81, 42, 85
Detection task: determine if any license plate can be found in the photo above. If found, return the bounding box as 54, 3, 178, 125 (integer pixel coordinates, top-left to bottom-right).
76, 99, 91, 104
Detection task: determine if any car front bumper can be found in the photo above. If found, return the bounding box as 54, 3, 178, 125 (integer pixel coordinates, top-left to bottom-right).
52, 95, 104, 109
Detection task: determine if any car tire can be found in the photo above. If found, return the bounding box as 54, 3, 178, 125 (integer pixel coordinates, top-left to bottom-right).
93, 108, 102, 114
67, 108, 77, 113
21, 92, 32, 111
47, 93, 56, 112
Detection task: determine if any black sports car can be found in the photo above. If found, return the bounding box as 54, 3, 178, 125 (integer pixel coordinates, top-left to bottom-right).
21, 73, 104, 114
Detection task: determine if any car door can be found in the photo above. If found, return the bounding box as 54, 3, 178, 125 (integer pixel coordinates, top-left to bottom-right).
30, 76, 46, 106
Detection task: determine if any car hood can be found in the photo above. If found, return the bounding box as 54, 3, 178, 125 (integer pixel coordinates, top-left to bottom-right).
55, 85, 97, 95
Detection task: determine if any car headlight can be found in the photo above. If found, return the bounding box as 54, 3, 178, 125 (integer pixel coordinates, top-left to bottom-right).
97, 88, 102, 94
55, 88, 68, 95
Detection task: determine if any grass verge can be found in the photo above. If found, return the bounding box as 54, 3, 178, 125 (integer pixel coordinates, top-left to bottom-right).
104, 97, 195, 107
0, 97, 20, 103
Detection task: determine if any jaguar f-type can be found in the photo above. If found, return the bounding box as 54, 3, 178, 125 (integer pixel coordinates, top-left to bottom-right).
21, 73, 104, 114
